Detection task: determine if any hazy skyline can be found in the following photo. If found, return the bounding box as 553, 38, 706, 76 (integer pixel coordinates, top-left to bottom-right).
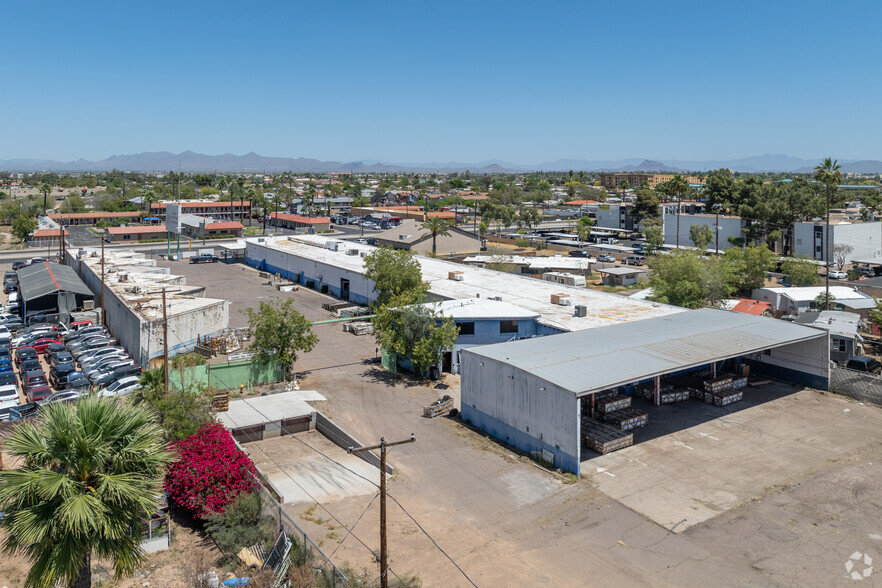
3, 1, 879, 163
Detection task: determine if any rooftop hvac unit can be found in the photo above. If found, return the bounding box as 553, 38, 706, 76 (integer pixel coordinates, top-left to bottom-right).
550, 293, 570, 305
489, 296, 503, 301
448, 271, 464, 281
346, 249, 359, 256
360, 252, 368, 258
574, 304, 587, 317
82, 300, 95, 310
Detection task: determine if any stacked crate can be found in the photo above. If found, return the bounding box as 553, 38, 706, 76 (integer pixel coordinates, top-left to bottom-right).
702, 376, 743, 407
582, 418, 633, 454
596, 393, 649, 432
596, 394, 631, 414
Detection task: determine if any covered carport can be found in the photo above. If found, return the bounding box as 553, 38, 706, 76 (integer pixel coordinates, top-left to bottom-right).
16, 261, 95, 320
460, 308, 829, 476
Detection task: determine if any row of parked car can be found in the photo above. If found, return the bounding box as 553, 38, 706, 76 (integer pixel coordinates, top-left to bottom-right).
0, 317, 143, 419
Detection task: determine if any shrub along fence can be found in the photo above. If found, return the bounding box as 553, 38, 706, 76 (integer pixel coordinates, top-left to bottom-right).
169, 357, 284, 392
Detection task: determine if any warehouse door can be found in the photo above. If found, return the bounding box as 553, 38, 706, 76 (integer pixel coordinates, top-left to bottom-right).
340, 278, 350, 301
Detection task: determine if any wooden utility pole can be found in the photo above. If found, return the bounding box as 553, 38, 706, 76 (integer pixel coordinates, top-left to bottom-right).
350, 434, 415, 588
100, 236, 106, 326
162, 287, 169, 398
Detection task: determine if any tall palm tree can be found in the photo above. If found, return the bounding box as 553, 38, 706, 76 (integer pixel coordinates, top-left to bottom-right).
421, 216, 452, 256
667, 174, 690, 248
0, 396, 172, 588
39, 183, 52, 215
815, 158, 842, 310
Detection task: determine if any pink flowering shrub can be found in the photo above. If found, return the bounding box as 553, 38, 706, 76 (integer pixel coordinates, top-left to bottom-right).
165, 422, 257, 518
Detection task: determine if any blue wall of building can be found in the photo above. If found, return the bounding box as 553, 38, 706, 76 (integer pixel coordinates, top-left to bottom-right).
461, 405, 581, 475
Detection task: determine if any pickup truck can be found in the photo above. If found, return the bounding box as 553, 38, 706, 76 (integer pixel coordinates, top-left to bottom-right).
190, 254, 219, 264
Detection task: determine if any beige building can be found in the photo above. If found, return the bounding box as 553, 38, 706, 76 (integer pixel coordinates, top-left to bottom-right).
370, 219, 483, 256
599, 173, 706, 190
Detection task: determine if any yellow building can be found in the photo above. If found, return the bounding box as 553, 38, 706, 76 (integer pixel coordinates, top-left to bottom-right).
599, 173, 706, 190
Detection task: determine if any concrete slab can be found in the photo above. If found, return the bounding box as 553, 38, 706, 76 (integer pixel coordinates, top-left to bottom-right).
244, 431, 378, 504
217, 389, 326, 429
583, 385, 882, 532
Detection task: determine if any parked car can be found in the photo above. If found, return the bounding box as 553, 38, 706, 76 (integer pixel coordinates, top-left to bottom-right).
14, 347, 37, 365
2, 319, 26, 333
19, 359, 42, 375
0, 383, 20, 415
38, 390, 82, 406
0, 371, 17, 387
66, 375, 90, 392
85, 357, 133, 380
43, 342, 66, 357
71, 338, 118, 359
829, 270, 848, 280
0, 359, 12, 373
98, 376, 142, 398
22, 371, 48, 389
49, 349, 75, 366
3, 280, 18, 295
79, 348, 127, 369
190, 253, 219, 264
32, 337, 63, 354
63, 325, 108, 343
68, 320, 93, 332
624, 255, 646, 266
26, 384, 52, 402
855, 266, 876, 277
845, 355, 881, 374
568, 249, 592, 258
91, 364, 141, 386
49, 362, 77, 389
11, 261, 26, 271
596, 254, 616, 263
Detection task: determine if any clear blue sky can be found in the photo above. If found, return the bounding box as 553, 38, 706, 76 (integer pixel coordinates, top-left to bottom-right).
3, 0, 879, 164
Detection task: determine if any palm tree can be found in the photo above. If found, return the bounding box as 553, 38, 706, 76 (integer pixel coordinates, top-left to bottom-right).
0, 396, 172, 588
39, 183, 52, 215
421, 216, 451, 256
667, 174, 690, 248
815, 158, 842, 310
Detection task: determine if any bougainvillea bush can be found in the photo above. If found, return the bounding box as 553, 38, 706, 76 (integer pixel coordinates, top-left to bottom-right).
165, 422, 257, 518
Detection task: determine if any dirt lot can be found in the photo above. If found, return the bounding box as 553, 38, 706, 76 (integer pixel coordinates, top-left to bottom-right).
2, 258, 882, 586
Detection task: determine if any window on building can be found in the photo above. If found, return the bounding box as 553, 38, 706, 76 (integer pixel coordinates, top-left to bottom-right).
832, 338, 847, 353
500, 320, 519, 334
457, 322, 475, 336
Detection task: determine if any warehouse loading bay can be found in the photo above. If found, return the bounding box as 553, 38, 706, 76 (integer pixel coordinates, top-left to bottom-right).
160, 256, 882, 586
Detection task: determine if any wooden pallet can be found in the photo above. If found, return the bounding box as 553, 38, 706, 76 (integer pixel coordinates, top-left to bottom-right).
211, 389, 230, 412
423, 395, 454, 418
710, 390, 743, 407
602, 408, 649, 430
660, 389, 690, 404
731, 376, 748, 390
703, 376, 734, 394
596, 395, 631, 413
582, 421, 633, 454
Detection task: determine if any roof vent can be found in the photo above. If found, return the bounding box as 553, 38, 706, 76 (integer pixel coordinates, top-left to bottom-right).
551, 293, 570, 306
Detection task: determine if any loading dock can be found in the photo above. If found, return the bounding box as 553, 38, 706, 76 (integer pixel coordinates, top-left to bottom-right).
460, 308, 829, 475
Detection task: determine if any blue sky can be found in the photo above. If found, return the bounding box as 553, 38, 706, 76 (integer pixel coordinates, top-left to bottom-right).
3, 1, 879, 164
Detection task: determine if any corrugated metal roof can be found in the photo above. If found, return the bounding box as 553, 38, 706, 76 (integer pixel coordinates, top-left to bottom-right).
16, 262, 93, 302
464, 308, 826, 395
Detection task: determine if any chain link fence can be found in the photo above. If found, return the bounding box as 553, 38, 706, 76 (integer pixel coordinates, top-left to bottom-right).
829, 366, 882, 406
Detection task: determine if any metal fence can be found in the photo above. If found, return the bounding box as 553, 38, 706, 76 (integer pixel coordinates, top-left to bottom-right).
830, 366, 882, 406
251, 475, 348, 587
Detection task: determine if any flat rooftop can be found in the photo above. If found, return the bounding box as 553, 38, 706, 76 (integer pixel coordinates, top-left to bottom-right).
79, 250, 228, 321
247, 235, 684, 331
462, 255, 594, 271
218, 390, 327, 430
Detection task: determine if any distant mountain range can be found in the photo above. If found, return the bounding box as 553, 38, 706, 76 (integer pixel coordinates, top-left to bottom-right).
1, 151, 880, 174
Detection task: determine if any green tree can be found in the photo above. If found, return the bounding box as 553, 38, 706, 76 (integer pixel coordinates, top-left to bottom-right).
363, 247, 428, 307
867, 299, 882, 328
204, 492, 273, 565
60, 195, 87, 214
781, 256, 821, 287
0, 396, 172, 588
577, 216, 593, 243
242, 299, 318, 379
814, 291, 836, 310
703, 169, 736, 211
643, 219, 664, 255
648, 251, 735, 309
632, 188, 660, 223
39, 182, 52, 215
372, 302, 460, 375
133, 369, 212, 441
420, 216, 451, 256
689, 224, 714, 250
12, 214, 37, 242
815, 157, 843, 310
721, 245, 775, 296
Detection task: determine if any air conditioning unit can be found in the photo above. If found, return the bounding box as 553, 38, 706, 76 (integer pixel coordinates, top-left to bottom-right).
448, 271, 464, 281
551, 293, 570, 305
83, 300, 95, 310
574, 304, 587, 317
489, 296, 502, 301
346, 249, 359, 256
360, 252, 368, 258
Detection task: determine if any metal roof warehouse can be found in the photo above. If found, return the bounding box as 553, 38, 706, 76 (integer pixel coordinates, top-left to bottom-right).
16, 261, 94, 318
460, 308, 829, 475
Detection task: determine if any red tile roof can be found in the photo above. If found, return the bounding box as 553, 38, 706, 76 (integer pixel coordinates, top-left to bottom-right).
32, 229, 69, 238
205, 222, 243, 230
731, 299, 772, 316
48, 212, 141, 220
106, 225, 168, 235
561, 200, 599, 206
269, 213, 331, 225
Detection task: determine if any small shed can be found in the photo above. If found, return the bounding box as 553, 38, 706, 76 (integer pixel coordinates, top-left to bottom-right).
16, 261, 95, 319
596, 267, 647, 286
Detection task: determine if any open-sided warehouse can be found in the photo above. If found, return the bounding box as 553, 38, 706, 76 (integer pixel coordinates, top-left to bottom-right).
460, 308, 829, 475
16, 261, 95, 319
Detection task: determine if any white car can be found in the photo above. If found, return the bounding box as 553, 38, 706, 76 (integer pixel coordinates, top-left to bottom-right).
98, 376, 141, 398
829, 270, 848, 279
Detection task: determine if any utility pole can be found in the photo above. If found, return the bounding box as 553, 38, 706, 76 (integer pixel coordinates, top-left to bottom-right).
350, 434, 415, 588
715, 209, 720, 255
162, 287, 169, 398
100, 236, 106, 326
